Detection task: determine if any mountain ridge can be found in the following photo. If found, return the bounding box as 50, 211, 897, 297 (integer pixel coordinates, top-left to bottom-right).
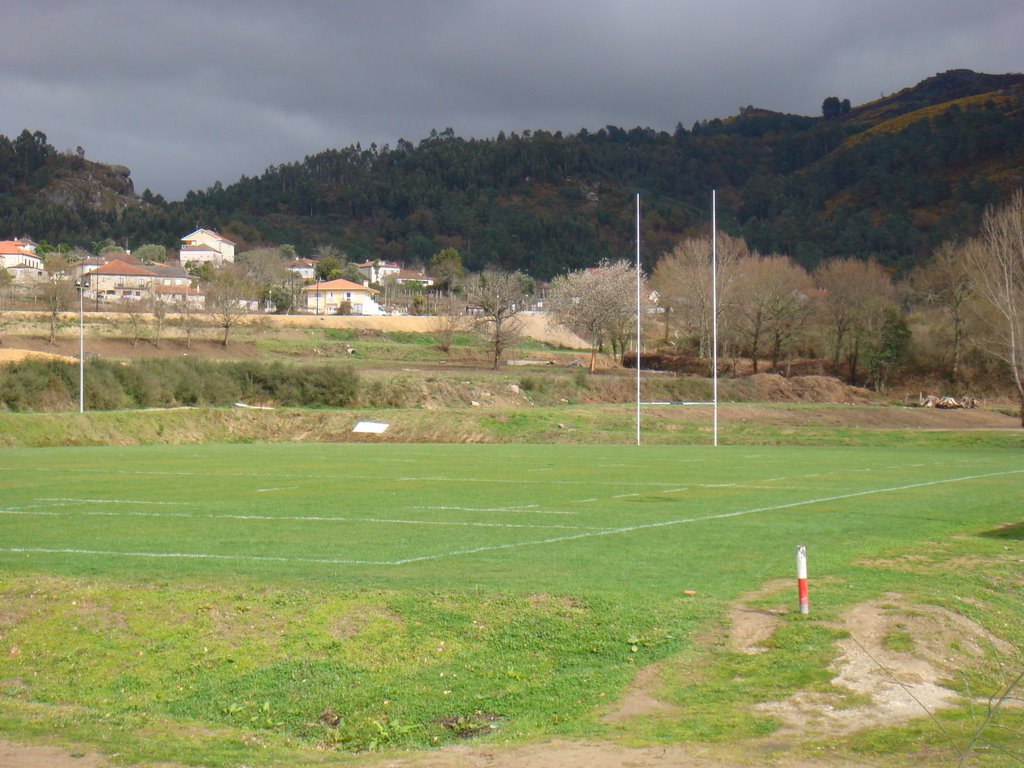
1, 69, 1022, 277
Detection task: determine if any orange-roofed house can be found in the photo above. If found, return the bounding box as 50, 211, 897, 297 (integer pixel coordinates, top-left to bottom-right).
179, 228, 235, 267
81, 259, 193, 304
0, 240, 44, 272
302, 278, 383, 315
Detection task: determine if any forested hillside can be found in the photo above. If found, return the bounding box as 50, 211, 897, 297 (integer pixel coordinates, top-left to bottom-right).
2, 69, 1022, 278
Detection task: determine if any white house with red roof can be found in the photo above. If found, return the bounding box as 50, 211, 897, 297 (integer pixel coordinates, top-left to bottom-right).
287, 257, 317, 282
354, 260, 401, 284
302, 278, 383, 315
179, 228, 235, 266
0, 240, 44, 272
394, 268, 435, 288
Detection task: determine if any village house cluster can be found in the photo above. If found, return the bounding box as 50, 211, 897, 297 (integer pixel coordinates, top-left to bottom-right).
0, 229, 437, 316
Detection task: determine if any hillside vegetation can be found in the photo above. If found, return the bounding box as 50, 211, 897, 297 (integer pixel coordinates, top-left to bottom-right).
2, 70, 1023, 277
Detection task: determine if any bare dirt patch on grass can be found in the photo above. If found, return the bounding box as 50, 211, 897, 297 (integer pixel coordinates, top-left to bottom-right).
727, 578, 792, 655
0, 740, 111, 768
757, 595, 1006, 737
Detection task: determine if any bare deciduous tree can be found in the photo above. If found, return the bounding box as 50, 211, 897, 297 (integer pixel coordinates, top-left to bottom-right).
237, 247, 288, 310
0, 266, 11, 344
122, 297, 145, 345
205, 266, 252, 346
546, 260, 642, 372
175, 293, 200, 351
651, 233, 746, 364
42, 253, 75, 345
813, 258, 898, 383
150, 291, 168, 348
733, 254, 812, 373
965, 190, 1024, 425
465, 268, 533, 370
909, 241, 973, 382
432, 293, 468, 353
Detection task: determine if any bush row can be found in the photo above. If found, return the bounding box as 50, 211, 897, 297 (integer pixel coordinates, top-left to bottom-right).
0, 358, 359, 411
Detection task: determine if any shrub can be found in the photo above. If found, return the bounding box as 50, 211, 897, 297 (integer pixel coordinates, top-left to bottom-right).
0, 359, 76, 411
0, 358, 361, 411
519, 374, 546, 393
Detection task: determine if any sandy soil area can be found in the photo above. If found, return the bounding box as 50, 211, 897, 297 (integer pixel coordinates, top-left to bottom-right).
0, 348, 76, 364
1, 310, 589, 350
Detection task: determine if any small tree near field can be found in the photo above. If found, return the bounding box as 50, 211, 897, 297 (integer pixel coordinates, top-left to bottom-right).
42, 253, 75, 344
122, 297, 145, 345
150, 291, 167, 348
433, 293, 469, 353
175, 293, 200, 351
466, 268, 534, 370
205, 266, 251, 346
0, 266, 11, 344
547, 260, 641, 372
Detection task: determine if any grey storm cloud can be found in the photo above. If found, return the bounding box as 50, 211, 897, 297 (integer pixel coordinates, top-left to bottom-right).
1, 0, 1021, 199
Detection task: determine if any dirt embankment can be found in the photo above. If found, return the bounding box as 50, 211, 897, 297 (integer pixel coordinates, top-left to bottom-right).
254, 312, 589, 348
1, 310, 589, 350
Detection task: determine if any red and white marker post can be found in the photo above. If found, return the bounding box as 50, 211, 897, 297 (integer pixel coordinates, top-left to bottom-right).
796, 545, 809, 614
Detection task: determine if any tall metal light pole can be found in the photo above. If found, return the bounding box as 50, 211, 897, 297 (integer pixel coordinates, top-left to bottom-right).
75, 280, 84, 413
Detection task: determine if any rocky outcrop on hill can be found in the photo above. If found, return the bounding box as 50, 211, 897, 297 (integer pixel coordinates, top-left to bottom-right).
40, 162, 138, 212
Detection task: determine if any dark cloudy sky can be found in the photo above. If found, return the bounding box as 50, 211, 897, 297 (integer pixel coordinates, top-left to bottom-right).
3, 1, 1020, 200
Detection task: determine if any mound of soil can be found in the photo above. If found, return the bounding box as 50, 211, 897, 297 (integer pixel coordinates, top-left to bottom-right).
0, 348, 76, 364
747, 373, 874, 403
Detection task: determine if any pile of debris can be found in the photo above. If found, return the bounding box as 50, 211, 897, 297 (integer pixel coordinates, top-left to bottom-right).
919, 393, 978, 409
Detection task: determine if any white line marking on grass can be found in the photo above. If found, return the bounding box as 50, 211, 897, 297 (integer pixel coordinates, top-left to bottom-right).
1, 507, 595, 531
368, 518, 598, 530
5, 470, 1019, 570
37, 498, 186, 505
416, 504, 539, 512
612, 493, 641, 499
391, 475, 687, 489
391, 468, 1024, 564
255, 487, 298, 493
17, 466, 697, 491
0, 547, 387, 566
416, 505, 576, 516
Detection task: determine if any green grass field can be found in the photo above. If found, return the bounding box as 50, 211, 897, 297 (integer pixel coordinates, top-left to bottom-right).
1, 442, 1022, 765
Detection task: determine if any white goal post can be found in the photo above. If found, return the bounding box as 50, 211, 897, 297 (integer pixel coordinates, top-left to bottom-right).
635, 191, 719, 447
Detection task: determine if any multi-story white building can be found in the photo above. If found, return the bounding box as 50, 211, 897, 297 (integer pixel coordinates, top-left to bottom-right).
354, 260, 401, 284
179, 228, 236, 267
